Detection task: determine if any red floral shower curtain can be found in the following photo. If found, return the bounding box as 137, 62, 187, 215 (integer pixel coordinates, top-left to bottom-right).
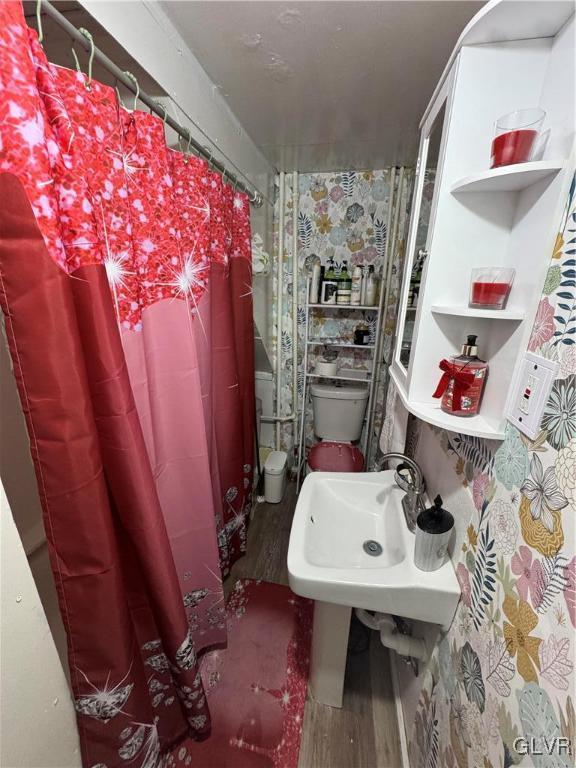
0, 2, 255, 765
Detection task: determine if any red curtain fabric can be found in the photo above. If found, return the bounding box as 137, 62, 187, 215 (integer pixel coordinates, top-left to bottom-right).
0, 169, 209, 768
230, 194, 256, 521
168, 156, 255, 577
0, 2, 255, 764
208, 180, 249, 574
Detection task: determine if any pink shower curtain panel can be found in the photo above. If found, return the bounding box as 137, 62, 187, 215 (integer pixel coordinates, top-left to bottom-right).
0, 2, 255, 764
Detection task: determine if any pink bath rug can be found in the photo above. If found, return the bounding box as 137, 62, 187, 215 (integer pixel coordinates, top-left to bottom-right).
168, 579, 313, 768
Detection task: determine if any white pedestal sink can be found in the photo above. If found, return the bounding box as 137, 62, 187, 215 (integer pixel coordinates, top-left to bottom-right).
287, 470, 460, 707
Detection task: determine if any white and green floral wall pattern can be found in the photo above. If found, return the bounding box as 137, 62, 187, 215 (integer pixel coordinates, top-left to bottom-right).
273, 168, 414, 462
410, 173, 576, 768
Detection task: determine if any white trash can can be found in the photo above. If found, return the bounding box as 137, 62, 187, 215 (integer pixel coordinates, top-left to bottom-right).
264, 450, 287, 503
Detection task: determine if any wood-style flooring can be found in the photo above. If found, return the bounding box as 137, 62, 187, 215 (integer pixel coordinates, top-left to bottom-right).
227, 483, 404, 768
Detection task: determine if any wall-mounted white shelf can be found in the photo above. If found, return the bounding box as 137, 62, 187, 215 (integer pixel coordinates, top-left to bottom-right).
431, 304, 525, 321
307, 341, 375, 349
391, 369, 504, 440
406, 402, 504, 440
451, 161, 563, 194
390, 18, 573, 443
308, 304, 379, 311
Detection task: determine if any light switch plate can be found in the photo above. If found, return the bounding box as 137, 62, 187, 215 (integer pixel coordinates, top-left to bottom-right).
506, 352, 558, 439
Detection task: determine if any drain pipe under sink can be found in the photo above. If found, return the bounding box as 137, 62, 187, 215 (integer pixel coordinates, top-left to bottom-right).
355, 608, 428, 662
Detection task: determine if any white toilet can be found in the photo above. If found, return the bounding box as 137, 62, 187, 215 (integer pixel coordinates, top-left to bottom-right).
308, 383, 369, 472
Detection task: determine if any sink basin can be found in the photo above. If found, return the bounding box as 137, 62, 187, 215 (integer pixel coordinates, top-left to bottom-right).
305, 475, 405, 569
288, 470, 460, 628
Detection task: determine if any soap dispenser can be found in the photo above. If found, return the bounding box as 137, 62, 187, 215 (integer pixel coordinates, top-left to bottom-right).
433, 334, 488, 417
414, 495, 454, 572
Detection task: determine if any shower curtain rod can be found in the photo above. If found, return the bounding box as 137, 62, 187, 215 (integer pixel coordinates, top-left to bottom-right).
39, 0, 264, 207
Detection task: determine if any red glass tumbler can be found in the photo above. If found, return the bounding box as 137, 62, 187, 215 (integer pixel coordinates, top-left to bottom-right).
470, 268, 515, 310
491, 109, 545, 168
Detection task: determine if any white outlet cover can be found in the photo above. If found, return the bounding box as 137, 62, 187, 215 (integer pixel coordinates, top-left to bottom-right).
506, 352, 559, 439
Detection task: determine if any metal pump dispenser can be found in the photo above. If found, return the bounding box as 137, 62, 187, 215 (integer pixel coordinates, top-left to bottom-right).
461, 334, 479, 357
414, 495, 454, 571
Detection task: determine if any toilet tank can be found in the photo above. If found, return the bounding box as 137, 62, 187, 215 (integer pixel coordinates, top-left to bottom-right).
310, 383, 369, 442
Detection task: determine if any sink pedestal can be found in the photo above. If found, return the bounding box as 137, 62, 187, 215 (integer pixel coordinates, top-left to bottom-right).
309, 601, 351, 708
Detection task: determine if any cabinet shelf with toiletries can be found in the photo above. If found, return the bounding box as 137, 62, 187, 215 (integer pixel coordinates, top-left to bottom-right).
296, 275, 387, 490
307, 372, 372, 384
391, 5, 574, 440
308, 304, 379, 311
306, 341, 376, 350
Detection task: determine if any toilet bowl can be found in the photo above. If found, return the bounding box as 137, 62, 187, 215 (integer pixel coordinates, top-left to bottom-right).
308, 383, 369, 473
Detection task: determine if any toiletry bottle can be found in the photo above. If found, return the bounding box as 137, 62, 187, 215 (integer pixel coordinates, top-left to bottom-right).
414, 495, 454, 572
321, 258, 338, 305
365, 265, 377, 306
334, 260, 342, 300
359, 266, 367, 305
337, 260, 352, 305
351, 264, 362, 305
309, 256, 321, 304
433, 334, 488, 417
354, 323, 369, 345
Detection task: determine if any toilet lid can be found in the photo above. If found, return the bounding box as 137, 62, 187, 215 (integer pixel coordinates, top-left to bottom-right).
308, 442, 364, 472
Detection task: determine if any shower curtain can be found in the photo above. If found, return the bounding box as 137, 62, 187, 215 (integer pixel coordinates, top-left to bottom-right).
0, 2, 254, 765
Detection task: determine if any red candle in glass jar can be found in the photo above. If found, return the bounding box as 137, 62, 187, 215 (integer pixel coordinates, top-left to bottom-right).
469, 268, 515, 310
471, 281, 510, 306
491, 129, 537, 168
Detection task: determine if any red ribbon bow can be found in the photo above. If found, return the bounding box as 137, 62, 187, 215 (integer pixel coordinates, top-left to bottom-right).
432, 359, 476, 412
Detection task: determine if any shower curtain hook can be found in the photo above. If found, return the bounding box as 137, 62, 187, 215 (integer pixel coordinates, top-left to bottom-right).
183, 130, 193, 163
124, 71, 140, 111
78, 28, 95, 90
114, 78, 125, 108
35, 0, 44, 43
155, 101, 168, 127
71, 43, 81, 75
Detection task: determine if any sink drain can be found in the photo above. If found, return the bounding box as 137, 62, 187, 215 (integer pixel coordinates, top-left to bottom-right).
363, 540, 383, 557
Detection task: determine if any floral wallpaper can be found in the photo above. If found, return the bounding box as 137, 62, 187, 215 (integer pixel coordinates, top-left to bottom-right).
410, 174, 576, 768
273, 169, 414, 464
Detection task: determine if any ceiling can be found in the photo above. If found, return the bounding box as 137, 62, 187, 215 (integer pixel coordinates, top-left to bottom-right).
161, 1, 484, 173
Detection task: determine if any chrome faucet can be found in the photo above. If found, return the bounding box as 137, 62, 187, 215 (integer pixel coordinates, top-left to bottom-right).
375, 452, 426, 533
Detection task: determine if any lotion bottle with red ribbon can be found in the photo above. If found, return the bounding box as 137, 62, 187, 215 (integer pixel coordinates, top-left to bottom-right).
433, 334, 488, 417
